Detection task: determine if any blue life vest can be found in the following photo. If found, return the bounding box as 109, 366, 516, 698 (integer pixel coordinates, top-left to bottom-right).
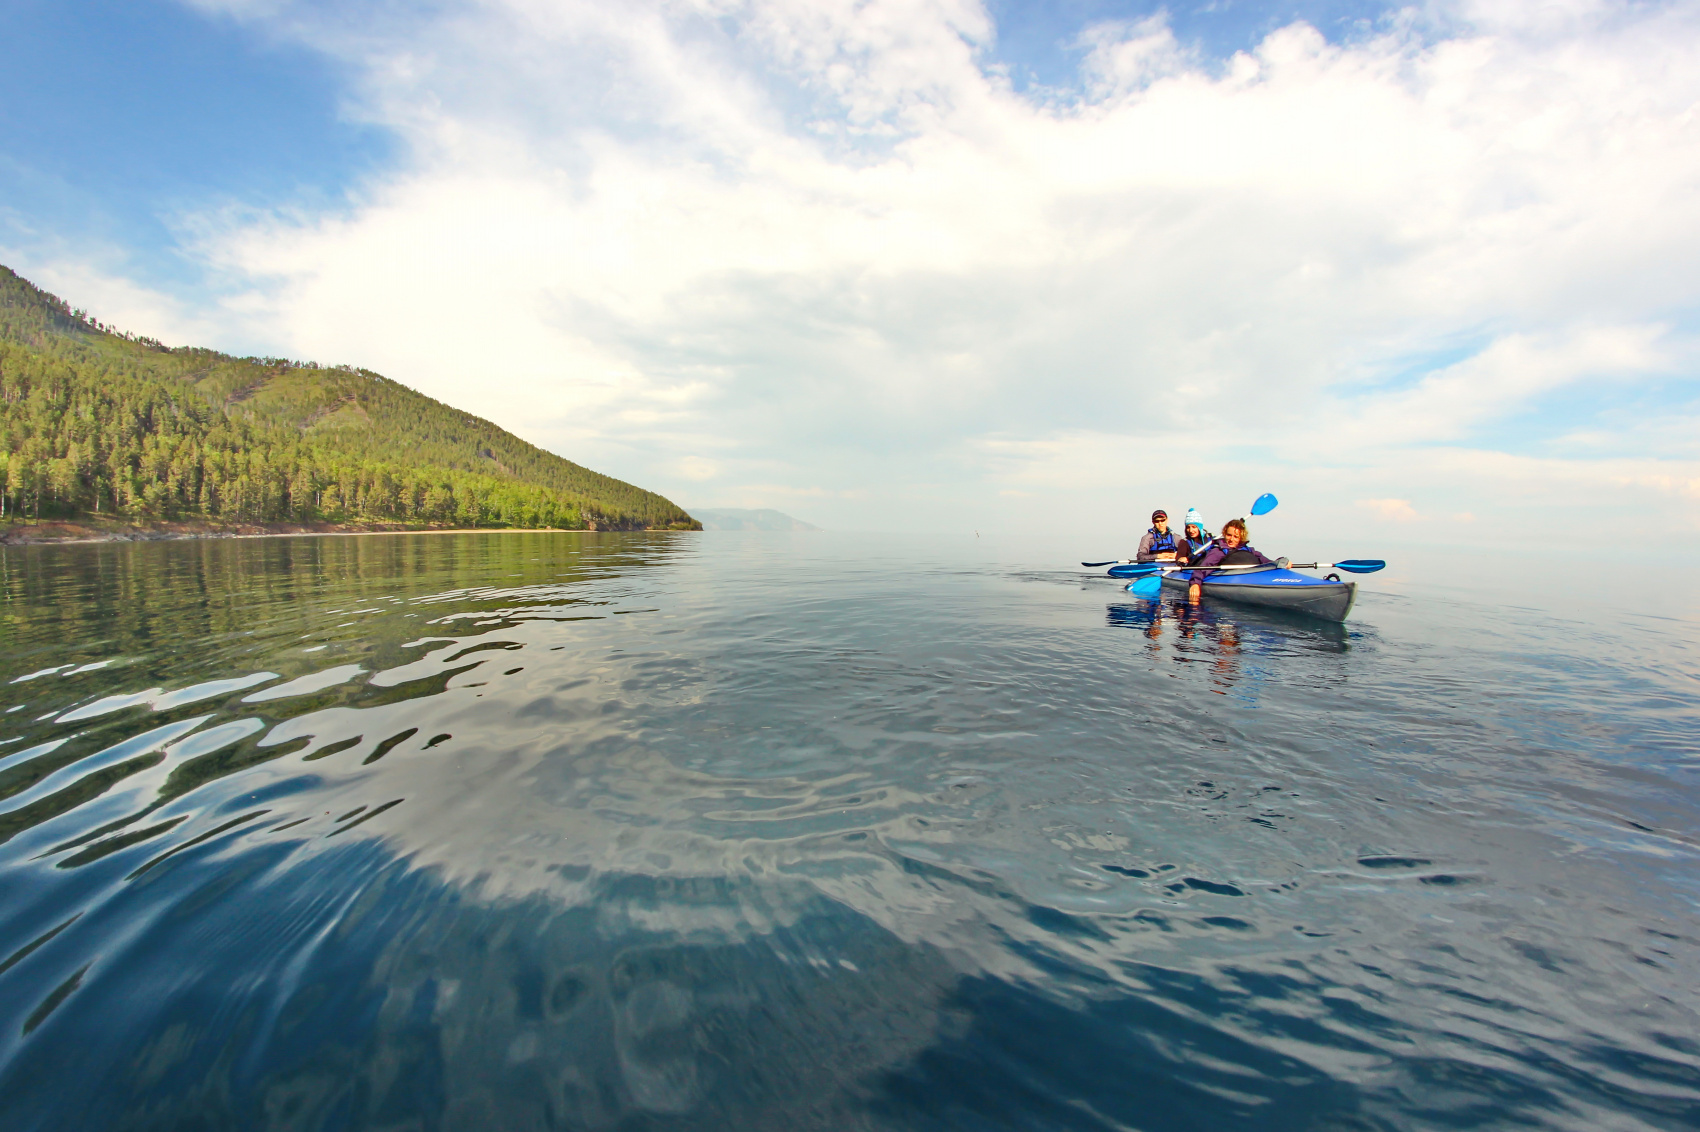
1184, 536, 1212, 558
1148, 526, 1177, 555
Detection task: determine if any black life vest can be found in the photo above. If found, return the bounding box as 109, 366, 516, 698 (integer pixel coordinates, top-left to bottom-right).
1148, 526, 1177, 554
1219, 546, 1262, 565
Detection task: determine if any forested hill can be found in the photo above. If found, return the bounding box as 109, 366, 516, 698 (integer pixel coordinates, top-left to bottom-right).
0, 266, 698, 532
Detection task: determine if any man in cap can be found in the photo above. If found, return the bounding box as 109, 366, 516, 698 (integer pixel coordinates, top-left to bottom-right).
1135, 509, 1181, 563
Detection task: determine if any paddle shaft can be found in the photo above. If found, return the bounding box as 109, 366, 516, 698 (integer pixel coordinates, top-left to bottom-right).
1117, 559, 1382, 574
1113, 561, 1280, 576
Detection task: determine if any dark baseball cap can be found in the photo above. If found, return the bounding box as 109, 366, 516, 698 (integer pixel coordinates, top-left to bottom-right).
1151, 509, 1168, 521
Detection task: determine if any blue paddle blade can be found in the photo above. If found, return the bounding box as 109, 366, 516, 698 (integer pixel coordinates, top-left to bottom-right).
1107, 563, 1160, 579
1250, 492, 1279, 516
1127, 575, 1163, 599
1333, 559, 1386, 573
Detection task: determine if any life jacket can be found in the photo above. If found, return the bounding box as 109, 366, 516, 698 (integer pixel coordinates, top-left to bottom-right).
1147, 526, 1177, 555
1219, 545, 1262, 565
1184, 536, 1213, 557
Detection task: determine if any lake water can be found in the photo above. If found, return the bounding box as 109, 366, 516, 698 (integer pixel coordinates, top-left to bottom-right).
0, 531, 1696, 1131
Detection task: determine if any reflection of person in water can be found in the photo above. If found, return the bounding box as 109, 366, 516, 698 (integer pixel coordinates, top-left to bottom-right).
1209, 621, 1243, 692
1169, 603, 1244, 692
1111, 602, 1168, 662
1105, 602, 1166, 645
1112, 599, 1244, 691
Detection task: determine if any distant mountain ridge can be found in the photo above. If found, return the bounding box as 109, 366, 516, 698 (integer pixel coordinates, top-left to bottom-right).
0, 266, 697, 532
691, 508, 821, 531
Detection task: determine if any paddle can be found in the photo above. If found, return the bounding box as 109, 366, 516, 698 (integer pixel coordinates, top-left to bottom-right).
1081, 559, 1132, 568
1118, 560, 1383, 603
1250, 492, 1279, 516
1127, 574, 1163, 598
1285, 559, 1385, 573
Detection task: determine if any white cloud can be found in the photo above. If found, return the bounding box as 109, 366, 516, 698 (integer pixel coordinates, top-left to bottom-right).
1320, 326, 1673, 449
110, 0, 1700, 536
1612, 471, 1700, 501
1358, 498, 1421, 522
675, 456, 721, 481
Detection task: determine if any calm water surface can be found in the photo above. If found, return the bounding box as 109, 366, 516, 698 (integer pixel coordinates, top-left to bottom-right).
0, 532, 1695, 1131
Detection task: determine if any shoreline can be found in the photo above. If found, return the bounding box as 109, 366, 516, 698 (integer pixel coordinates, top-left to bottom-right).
0, 520, 694, 546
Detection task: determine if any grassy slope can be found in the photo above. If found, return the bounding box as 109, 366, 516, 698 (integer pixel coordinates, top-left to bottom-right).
0, 265, 697, 529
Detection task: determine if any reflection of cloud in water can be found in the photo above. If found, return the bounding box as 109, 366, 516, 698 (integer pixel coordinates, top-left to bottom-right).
369, 867, 963, 1129
316, 618, 1266, 990
0, 839, 961, 1129
1, 830, 1391, 1129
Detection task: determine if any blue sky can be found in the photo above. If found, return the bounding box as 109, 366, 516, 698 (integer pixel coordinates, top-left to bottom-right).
1, 0, 1696, 538
0, 0, 392, 291
987, 0, 1407, 86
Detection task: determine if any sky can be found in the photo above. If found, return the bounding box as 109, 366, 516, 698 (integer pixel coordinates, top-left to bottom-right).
2, 0, 1697, 540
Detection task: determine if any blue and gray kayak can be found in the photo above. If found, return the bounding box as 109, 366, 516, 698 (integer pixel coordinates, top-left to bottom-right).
1154, 566, 1355, 622
1158, 568, 1355, 622
1107, 562, 1357, 622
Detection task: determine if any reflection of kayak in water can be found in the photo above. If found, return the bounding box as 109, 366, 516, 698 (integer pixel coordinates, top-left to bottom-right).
1106, 601, 1351, 647
1158, 567, 1356, 623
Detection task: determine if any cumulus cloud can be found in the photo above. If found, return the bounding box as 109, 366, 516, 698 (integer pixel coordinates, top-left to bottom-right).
133, 0, 1700, 536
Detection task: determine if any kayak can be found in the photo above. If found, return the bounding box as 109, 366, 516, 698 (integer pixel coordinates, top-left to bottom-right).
1157, 566, 1356, 622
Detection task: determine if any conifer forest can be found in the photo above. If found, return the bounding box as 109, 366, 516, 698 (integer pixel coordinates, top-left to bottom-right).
0, 266, 698, 533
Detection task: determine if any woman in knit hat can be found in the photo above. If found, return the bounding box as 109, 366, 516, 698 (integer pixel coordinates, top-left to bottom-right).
1179, 508, 1213, 564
